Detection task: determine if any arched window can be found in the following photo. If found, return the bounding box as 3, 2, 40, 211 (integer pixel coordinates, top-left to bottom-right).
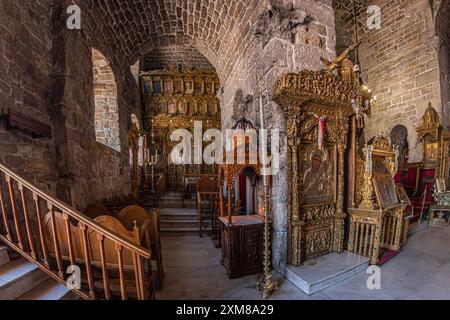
92, 49, 121, 152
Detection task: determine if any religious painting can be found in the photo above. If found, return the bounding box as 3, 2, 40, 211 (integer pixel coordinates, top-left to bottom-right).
143, 81, 151, 95
178, 102, 187, 114
299, 144, 336, 205
156, 102, 166, 114
168, 103, 177, 114
395, 183, 411, 207
174, 80, 182, 94
435, 178, 447, 193
164, 81, 173, 94
425, 142, 439, 166
195, 82, 203, 94
153, 80, 162, 94
185, 81, 193, 94
372, 156, 400, 209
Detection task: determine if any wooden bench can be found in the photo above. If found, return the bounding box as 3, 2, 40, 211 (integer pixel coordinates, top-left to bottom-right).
117, 205, 164, 290
42, 211, 155, 299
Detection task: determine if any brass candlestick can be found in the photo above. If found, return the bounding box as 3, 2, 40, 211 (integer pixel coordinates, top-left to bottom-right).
255, 170, 278, 298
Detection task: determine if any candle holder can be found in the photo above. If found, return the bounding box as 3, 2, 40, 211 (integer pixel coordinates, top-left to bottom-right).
255, 80, 278, 299
255, 191, 278, 299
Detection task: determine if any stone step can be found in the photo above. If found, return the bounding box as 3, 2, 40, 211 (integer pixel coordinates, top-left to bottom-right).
17, 279, 79, 300
159, 208, 198, 216
160, 215, 198, 221
160, 220, 207, 229
0, 246, 10, 268
280, 252, 370, 295
159, 202, 184, 208
160, 227, 212, 236
0, 259, 49, 300
161, 193, 184, 200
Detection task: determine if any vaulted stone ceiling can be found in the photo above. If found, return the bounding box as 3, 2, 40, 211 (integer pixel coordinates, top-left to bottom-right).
78, 0, 266, 81
141, 45, 215, 72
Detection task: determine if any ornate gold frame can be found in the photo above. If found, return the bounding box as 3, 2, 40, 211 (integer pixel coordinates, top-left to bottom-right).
417, 103, 442, 170
273, 70, 363, 266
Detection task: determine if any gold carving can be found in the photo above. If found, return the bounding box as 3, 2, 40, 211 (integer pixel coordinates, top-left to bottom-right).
274, 67, 356, 266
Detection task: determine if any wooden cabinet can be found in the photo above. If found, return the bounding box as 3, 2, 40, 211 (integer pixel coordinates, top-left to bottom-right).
219, 215, 264, 279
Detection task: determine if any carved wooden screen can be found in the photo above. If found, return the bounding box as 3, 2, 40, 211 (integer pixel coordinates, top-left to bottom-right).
273, 68, 370, 266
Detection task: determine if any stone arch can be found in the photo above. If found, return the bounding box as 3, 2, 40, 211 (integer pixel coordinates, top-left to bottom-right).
390, 125, 408, 165
387, 119, 422, 164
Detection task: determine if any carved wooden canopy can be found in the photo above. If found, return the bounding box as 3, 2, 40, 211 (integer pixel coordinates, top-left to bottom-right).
272, 70, 369, 117
273, 68, 368, 266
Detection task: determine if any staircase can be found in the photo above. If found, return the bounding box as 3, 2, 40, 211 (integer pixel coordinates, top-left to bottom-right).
0, 247, 77, 300
0, 162, 152, 300
160, 208, 202, 235
159, 191, 196, 209
158, 191, 211, 236
160, 191, 184, 208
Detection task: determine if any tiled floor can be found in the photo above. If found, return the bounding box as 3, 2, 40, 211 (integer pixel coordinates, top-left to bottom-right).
157, 225, 450, 300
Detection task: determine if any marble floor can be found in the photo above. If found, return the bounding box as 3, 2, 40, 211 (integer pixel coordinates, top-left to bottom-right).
157, 225, 450, 300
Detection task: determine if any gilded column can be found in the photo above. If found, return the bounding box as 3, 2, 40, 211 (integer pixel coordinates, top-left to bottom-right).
287, 115, 302, 266
333, 115, 348, 253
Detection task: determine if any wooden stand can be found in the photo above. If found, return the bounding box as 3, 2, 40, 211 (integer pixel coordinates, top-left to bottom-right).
349, 136, 408, 264
219, 215, 264, 279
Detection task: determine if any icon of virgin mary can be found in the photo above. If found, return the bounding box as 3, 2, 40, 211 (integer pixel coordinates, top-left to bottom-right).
301, 148, 334, 204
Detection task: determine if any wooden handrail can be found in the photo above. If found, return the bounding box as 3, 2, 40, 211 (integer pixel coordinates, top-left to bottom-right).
0, 162, 153, 300
0, 163, 150, 258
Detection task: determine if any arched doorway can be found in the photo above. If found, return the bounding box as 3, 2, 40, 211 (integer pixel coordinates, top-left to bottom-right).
390, 125, 409, 166
139, 46, 222, 206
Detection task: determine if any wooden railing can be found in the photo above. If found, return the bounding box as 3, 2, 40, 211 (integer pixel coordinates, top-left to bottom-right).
0, 162, 152, 300
348, 204, 408, 264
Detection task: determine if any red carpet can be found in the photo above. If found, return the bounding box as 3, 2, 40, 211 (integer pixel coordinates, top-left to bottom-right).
377, 249, 399, 266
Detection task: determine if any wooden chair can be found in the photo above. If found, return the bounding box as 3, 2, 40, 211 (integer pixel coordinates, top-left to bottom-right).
196, 176, 218, 238
118, 205, 164, 290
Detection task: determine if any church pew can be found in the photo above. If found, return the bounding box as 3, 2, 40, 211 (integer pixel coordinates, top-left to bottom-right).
42, 212, 155, 299
83, 204, 112, 220
117, 205, 164, 290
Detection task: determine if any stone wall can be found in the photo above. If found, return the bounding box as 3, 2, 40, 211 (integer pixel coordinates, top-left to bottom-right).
142, 45, 215, 71
93, 49, 121, 152
0, 0, 57, 191
50, 1, 134, 208
335, 0, 442, 163
437, 0, 450, 132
